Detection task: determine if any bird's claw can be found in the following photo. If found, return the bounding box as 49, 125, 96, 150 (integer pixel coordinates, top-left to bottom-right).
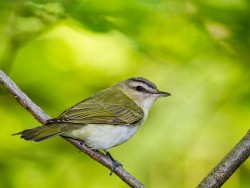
103, 149, 123, 175
110, 160, 123, 175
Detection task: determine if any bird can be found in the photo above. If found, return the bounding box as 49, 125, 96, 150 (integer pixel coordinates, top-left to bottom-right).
13, 77, 171, 174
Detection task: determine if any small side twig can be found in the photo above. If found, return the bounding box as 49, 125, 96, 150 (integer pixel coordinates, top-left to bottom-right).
0, 70, 145, 188
197, 129, 250, 188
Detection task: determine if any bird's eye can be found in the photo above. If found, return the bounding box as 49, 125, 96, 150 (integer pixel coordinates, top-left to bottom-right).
136, 86, 144, 92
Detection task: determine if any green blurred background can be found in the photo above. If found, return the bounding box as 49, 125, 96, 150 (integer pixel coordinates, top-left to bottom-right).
0, 0, 249, 187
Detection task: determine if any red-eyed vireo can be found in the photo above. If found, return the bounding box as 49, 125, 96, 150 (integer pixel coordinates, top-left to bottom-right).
14, 77, 171, 174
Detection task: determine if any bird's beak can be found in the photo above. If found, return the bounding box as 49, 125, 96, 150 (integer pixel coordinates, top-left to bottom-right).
157, 91, 171, 97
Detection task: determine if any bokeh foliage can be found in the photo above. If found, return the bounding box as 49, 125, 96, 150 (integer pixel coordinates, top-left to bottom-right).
0, 0, 249, 187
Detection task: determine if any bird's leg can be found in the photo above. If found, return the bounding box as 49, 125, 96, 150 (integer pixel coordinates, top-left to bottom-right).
80, 140, 84, 146
104, 149, 115, 161
78, 140, 84, 153
104, 149, 123, 175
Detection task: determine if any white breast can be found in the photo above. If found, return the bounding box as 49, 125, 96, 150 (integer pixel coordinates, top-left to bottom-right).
63, 124, 140, 150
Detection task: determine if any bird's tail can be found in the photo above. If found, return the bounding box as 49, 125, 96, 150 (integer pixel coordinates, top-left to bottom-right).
12, 124, 63, 142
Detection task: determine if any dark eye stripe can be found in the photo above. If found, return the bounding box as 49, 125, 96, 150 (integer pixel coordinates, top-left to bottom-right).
135, 86, 145, 92
133, 85, 156, 94
129, 77, 157, 90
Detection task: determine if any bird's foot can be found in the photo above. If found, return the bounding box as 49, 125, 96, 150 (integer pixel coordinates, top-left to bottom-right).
104, 149, 123, 175
78, 140, 84, 153
110, 160, 122, 175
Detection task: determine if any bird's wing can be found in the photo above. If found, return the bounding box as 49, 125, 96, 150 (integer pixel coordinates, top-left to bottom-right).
46, 88, 144, 126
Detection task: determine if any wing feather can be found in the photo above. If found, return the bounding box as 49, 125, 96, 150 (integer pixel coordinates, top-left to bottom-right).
46, 88, 143, 126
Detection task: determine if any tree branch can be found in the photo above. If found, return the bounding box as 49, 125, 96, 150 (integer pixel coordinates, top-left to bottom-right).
0, 70, 145, 188
197, 129, 250, 188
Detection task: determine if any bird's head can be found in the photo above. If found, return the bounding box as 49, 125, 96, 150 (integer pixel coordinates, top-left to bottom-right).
114, 77, 171, 113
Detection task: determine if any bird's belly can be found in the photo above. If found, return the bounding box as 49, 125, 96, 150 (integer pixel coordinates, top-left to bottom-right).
63, 124, 140, 150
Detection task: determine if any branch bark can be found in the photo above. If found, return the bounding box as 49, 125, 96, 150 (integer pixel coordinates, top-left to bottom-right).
197, 130, 250, 188
0, 70, 145, 188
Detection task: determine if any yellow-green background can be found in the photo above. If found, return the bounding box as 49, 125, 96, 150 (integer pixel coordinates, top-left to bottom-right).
0, 0, 249, 187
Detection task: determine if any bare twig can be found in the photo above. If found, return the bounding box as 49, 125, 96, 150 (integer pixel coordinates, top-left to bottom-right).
197, 129, 250, 188
0, 70, 145, 188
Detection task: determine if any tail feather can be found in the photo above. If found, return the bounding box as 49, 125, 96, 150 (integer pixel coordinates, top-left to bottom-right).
13, 124, 64, 142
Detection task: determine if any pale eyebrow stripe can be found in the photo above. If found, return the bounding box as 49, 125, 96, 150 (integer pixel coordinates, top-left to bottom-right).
129, 77, 157, 90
